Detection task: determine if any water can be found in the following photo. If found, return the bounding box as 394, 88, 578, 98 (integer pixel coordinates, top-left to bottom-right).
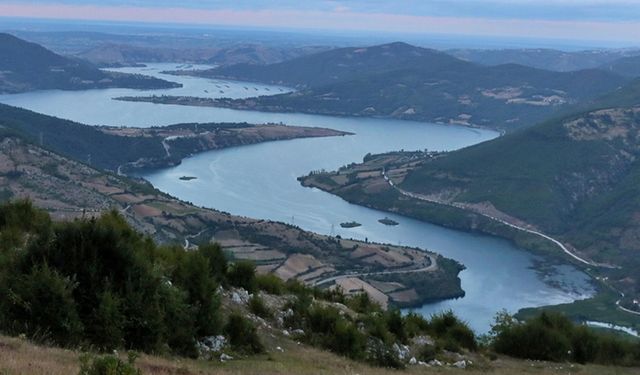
0, 64, 595, 333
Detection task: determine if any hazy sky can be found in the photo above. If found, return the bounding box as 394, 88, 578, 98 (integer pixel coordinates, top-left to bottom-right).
2, 0, 640, 43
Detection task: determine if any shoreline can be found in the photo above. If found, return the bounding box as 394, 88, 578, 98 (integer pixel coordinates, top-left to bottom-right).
113, 94, 504, 134
297, 152, 640, 330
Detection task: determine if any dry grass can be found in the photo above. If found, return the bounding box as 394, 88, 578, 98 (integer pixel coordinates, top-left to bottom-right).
0, 335, 639, 375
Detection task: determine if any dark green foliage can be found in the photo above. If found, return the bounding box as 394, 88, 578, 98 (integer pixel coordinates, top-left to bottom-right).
198, 243, 228, 284
224, 313, 264, 354
248, 294, 272, 319
255, 273, 285, 295
79, 352, 141, 375
227, 260, 257, 292
491, 311, 640, 366
428, 311, 477, 351
0, 201, 222, 356
3, 264, 83, 346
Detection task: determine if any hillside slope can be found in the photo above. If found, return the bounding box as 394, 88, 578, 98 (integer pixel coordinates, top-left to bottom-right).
0, 33, 178, 92
601, 56, 640, 78
165, 42, 629, 130
449, 48, 638, 72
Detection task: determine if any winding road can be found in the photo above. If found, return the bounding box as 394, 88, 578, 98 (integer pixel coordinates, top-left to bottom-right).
381, 169, 640, 316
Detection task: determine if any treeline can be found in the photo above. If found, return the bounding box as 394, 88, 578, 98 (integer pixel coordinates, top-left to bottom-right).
0, 200, 243, 357
491, 311, 640, 366
0, 200, 638, 368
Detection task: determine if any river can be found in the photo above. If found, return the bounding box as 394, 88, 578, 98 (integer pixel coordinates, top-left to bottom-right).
0, 63, 595, 332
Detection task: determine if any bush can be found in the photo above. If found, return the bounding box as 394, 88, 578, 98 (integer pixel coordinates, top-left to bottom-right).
0, 202, 226, 356
224, 313, 264, 354
79, 352, 141, 375
2, 264, 83, 346
428, 311, 477, 351
417, 343, 438, 362
255, 273, 284, 295
227, 261, 257, 292
491, 311, 640, 366
248, 294, 272, 318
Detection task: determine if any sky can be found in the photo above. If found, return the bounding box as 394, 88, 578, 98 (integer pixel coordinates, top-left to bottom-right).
1, 0, 640, 44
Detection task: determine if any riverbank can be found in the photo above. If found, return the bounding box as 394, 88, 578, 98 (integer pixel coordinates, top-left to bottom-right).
101, 122, 352, 174
298, 150, 640, 328
113, 95, 494, 132
0, 135, 463, 309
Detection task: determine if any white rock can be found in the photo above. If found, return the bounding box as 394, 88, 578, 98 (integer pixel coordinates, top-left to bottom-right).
409, 357, 417, 365
276, 346, 284, 352
220, 353, 233, 362
429, 359, 443, 367
282, 330, 290, 336
453, 360, 466, 369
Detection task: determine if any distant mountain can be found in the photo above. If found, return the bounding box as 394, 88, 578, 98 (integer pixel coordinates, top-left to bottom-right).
77, 43, 330, 67
448, 48, 639, 72
600, 55, 640, 78
192, 42, 467, 88
185, 42, 629, 130
0, 33, 179, 93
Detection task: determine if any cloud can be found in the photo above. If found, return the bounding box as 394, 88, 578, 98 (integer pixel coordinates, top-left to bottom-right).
1, 1, 639, 43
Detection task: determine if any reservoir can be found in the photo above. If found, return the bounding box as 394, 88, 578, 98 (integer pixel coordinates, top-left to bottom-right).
0, 64, 595, 332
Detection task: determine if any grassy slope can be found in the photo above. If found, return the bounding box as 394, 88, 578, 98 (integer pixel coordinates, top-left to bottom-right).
1, 335, 637, 375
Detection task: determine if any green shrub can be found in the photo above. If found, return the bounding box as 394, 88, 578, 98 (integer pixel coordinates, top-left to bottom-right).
248, 294, 272, 319
417, 344, 438, 362
78, 352, 141, 375
3, 264, 83, 346
224, 313, 264, 354
227, 261, 257, 292
428, 311, 477, 351
255, 273, 284, 295
199, 243, 228, 284
0, 202, 226, 356
491, 311, 640, 366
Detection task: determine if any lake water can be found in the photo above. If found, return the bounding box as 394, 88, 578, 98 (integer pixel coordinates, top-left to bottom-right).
0, 63, 595, 333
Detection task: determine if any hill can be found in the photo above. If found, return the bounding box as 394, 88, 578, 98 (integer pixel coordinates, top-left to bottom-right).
601, 56, 640, 78
77, 43, 329, 67
448, 48, 639, 72
298, 79, 640, 317
0, 103, 347, 172
188, 42, 467, 88
158, 42, 629, 131
0, 33, 179, 92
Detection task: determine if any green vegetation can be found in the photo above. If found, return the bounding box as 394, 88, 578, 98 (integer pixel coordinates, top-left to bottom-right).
517, 288, 640, 335
182, 42, 628, 131
491, 311, 640, 366
79, 352, 141, 375
224, 313, 265, 354
1, 200, 639, 370
0, 200, 233, 357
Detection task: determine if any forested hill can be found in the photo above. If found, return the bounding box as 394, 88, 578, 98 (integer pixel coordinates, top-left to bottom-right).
399, 81, 640, 299
0, 33, 179, 92
601, 55, 640, 78
191, 42, 469, 88
176, 42, 630, 130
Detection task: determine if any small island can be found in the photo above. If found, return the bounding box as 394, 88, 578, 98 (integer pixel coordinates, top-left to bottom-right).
340, 221, 362, 228
378, 217, 399, 226
179, 176, 197, 181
